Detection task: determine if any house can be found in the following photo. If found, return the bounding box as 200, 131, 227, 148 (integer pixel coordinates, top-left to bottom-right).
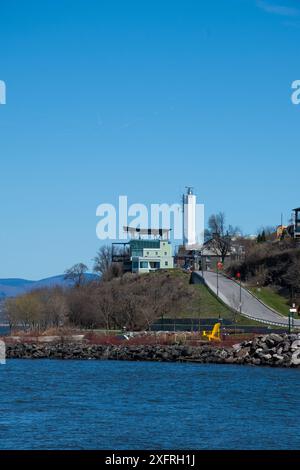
130, 239, 174, 273
175, 237, 246, 271
112, 227, 174, 274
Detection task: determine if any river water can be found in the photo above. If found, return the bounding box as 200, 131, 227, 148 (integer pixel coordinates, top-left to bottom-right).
0, 360, 299, 449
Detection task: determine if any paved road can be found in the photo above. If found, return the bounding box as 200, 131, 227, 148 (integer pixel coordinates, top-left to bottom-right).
195, 270, 300, 326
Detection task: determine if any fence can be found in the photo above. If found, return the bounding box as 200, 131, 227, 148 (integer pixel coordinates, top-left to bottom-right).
150, 318, 288, 334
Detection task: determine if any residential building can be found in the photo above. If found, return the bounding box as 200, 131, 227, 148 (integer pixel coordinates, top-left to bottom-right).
130, 239, 174, 273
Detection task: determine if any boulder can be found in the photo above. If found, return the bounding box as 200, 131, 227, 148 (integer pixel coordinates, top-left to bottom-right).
236, 347, 250, 358
291, 349, 300, 366
268, 334, 284, 344
171, 349, 181, 359
219, 349, 228, 359
224, 356, 236, 364
291, 340, 300, 350
273, 354, 284, 362
265, 338, 275, 348
261, 353, 272, 360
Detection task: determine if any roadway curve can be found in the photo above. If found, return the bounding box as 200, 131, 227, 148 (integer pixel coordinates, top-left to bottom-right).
194, 270, 300, 327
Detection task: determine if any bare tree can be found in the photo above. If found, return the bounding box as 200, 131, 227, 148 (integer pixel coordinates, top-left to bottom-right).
64, 263, 88, 287
93, 245, 124, 280
207, 212, 240, 263
92, 282, 115, 331
93, 245, 113, 276
42, 288, 69, 328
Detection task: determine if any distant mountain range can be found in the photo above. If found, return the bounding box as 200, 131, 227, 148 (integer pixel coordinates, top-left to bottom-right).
0, 273, 98, 299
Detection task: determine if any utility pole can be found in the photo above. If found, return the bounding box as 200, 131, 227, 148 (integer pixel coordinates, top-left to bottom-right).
216, 261, 223, 298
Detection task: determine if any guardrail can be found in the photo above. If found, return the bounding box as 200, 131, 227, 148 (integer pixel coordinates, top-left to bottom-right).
219, 272, 288, 320
192, 271, 290, 328
237, 311, 287, 327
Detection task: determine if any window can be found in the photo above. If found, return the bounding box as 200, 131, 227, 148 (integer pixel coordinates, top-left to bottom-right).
164, 252, 167, 256
165, 261, 168, 266
132, 261, 138, 269
131, 250, 143, 257
130, 240, 160, 251
150, 261, 160, 269
140, 261, 149, 269
155, 251, 158, 255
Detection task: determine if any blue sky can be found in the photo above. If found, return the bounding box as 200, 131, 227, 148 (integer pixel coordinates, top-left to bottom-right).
0, 0, 300, 279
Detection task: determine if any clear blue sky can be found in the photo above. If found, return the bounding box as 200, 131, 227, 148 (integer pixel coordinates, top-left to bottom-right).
0, 0, 300, 279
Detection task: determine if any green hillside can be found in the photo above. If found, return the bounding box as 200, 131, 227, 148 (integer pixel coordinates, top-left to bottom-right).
249, 286, 290, 316
162, 270, 260, 326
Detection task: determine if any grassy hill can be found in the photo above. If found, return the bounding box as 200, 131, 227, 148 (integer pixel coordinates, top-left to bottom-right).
158, 270, 260, 326
249, 286, 290, 316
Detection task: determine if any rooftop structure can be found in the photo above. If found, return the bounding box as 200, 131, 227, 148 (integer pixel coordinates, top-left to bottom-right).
123, 226, 171, 239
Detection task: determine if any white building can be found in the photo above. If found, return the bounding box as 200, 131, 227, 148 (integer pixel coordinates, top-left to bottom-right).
183, 187, 197, 248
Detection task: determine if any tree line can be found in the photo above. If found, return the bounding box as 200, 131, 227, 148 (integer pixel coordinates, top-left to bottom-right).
5, 265, 193, 332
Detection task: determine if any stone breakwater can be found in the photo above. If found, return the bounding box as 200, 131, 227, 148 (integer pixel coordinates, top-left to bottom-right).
4, 333, 300, 367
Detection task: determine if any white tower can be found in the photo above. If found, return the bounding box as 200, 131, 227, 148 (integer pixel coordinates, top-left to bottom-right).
183, 187, 196, 248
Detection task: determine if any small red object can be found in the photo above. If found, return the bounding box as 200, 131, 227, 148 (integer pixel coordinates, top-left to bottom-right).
217, 262, 223, 270
236, 272, 241, 279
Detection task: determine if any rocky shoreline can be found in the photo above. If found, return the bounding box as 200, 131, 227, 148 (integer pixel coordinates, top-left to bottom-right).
4, 333, 300, 367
